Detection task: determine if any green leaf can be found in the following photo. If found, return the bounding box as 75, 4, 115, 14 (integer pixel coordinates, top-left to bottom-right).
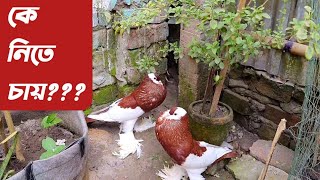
296, 29, 308, 40
40, 151, 56, 160
210, 20, 218, 29
304, 6, 312, 13
41, 114, 62, 128
305, 47, 314, 60
42, 137, 57, 151
261, 13, 271, 19
209, 61, 215, 67
214, 75, 220, 82
103, 12, 112, 23
214, 57, 221, 64
229, 47, 235, 54
314, 43, 320, 55
54, 145, 66, 153
236, 37, 242, 44
219, 62, 225, 69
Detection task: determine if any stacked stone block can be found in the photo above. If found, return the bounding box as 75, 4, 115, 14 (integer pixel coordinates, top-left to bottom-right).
221, 66, 304, 149
91, 0, 169, 110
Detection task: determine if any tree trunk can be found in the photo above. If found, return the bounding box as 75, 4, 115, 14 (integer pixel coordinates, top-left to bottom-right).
209, 60, 229, 116
201, 68, 216, 114
208, 0, 247, 116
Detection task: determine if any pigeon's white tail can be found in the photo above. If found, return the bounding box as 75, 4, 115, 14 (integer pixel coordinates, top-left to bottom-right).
157, 164, 188, 180
134, 116, 156, 132
87, 114, 113, 122
112, 132, 143, 159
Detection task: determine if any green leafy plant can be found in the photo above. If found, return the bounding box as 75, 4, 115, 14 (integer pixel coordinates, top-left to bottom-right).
286, 6, 320, 59
114, 0, 320, 116
40, 137, 65, 160
159, 42, 183, 61
41, 113, 62, 129
135, 55, 159, 73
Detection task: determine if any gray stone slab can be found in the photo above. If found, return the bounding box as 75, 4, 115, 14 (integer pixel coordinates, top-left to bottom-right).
226, 154, 288, 180
249, 140, 294, 173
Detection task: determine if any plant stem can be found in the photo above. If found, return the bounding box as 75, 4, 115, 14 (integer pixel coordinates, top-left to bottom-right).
0, 134, 17, 180
209, 60, 230, 116
201, 68, 216, 114
0, 116, 8, 155
209, 0, 247, 117
2, 111, 25, 162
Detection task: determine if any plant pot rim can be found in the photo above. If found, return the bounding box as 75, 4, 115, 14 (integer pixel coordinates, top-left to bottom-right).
188, 100, 233, 125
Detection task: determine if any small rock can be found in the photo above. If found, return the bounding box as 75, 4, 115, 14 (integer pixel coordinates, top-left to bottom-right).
229, 79, 249, 89
237, 132, 244, 139
237, 130, 259, 152
226, 154, 288, 180
280, 101, 302, 114
205, 160, 226, 176
250, 99, 266, 112
251, 122, 261, 129
249, 140, 294, 173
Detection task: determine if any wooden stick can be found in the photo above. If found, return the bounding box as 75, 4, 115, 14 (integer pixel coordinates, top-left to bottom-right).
258, 119, 287, 180
0, 115, 8, 155
2, 111, 25, 162
250, 32, 308, 57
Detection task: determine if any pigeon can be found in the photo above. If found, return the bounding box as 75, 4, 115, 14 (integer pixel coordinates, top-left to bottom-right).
155, 107, 237, 180
87, 73, 167, 159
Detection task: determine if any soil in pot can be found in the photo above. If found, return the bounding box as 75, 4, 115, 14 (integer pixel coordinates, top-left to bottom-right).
189, 101, 233, 145
0, 119, 80, 173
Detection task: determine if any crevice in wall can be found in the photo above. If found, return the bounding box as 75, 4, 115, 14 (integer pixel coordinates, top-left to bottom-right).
166, 24, 180, 83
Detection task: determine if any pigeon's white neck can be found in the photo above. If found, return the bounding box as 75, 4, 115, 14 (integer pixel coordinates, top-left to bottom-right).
148, 73, 162, 85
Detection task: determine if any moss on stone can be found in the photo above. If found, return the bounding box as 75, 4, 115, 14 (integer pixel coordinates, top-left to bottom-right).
83, 107, 93, 116
178, 76, 196, 109
118, 85, 137, 97
189, 119, 231, 145
93, 85, 118, 105
110, 67, 116, 76
93, 50, 104, 64
128, 49, 140, 67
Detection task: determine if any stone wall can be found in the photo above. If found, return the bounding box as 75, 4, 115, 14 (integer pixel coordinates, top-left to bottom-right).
221, 66, 304, 149
178, 0, 308, 149
91, 0, 168, 111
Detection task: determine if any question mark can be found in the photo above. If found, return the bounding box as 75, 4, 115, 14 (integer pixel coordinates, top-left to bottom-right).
61, 83, 72, 101
74, 83, 86, 101
47, 83, 59, 101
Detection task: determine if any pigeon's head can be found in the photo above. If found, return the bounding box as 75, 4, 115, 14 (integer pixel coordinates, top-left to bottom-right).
148, 73, 163, 85
159, 107, 187, 121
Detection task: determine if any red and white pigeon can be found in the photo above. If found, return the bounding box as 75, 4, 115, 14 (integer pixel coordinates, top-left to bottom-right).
155, 107, 237, 180
87, 73, 166, 159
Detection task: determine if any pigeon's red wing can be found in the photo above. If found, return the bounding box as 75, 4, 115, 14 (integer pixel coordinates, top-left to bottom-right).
118, 95, 138, 109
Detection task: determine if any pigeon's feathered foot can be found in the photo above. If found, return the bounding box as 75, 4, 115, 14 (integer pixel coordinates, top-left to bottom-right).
185, 168, 206, 180
157, 164, 188, 180
112, 131, 143, 159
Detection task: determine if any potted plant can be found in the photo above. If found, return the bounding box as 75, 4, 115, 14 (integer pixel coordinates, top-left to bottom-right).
113, 0, 320, 145
0, 111, 88, 180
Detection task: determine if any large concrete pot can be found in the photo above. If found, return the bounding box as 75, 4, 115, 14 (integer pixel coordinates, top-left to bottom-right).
188, 101, 233, 145
9, 111, 88, 180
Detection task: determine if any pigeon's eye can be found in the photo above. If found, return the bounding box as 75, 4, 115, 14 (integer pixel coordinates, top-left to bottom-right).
174, 113, 177, 116
154, 77, 157, 80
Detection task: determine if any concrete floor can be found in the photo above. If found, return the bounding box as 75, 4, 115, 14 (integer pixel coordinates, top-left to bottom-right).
86, 73, 234, 180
